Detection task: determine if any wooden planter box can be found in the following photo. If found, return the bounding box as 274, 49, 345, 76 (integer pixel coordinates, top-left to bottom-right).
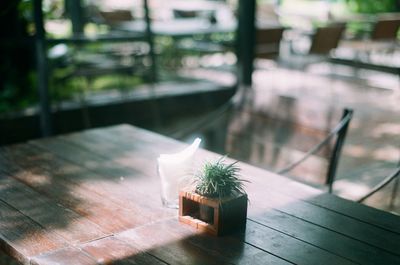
179, 190, 248, 236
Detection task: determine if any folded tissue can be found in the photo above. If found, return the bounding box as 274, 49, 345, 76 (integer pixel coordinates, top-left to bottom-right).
157, 138, 201, 208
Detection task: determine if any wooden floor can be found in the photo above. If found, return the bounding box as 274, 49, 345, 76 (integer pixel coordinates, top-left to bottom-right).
173, 61, 400, 215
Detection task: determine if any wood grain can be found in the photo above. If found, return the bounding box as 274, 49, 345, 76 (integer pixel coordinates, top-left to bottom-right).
0, 177, 106, 244
0, 249, 20, 265
1, 124, 400, 265
0, 200, 66, 264
117, 218, 292, 265
60, 125, 400, 255
0, 144, 170, 234
81, 236, 167, 265
30, 247, 96, 265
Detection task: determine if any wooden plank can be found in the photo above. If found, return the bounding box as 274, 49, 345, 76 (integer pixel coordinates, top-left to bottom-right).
86, 124, 185, 151
29, 136, 145, 179
0, 249, 23, 265
56, 130, 161, 180
25, 138, 174, 217
29, 133, 161, 190
116, 218, 292, 265
0, 145, 169, 234
157, 218, 292, 265
0, 151, 139, 234
0, 177, 106, 244
70, 125, 209, 177
235, 160, 400, 236
80, 236, 167, 265
248, 208, 400, 265
30, 247, 96, 265
243, 166, 400, 256
58, 124, 211, 179
116, 220, 230, 265
0, 200, 66, 265
306, 193, 400, 235
243, 220, 356, 265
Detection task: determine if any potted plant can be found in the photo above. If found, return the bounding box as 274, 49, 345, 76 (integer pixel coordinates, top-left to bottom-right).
179, 157, 249, 236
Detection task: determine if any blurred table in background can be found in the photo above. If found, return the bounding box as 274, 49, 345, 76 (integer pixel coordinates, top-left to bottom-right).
116, 18, 237, 38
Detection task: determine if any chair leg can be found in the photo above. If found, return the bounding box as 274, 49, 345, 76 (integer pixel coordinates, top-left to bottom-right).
389, 177, 399, 209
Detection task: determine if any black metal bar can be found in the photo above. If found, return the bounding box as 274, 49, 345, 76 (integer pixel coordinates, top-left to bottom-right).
277, 110, 353, 176
389, 158, 400, 208
357, 166, 400, 203
237, 0, 256, 86
143, 0, 157, 83
33, 0, 52, 136
326, 108, 353, 193
389, 176, 399, 208
329, 57, 400, 75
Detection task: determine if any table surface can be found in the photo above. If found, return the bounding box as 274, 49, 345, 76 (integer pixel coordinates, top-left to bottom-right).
116, 18, 284, 40
1, 124, 400, 265
116, 18, 237, 38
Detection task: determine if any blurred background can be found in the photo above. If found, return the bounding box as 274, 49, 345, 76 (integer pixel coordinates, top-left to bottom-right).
1, 0, 399, 213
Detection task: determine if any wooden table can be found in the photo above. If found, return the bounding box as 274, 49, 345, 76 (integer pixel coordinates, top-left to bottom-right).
116, 18, 236, 38
1, 124, 400, 265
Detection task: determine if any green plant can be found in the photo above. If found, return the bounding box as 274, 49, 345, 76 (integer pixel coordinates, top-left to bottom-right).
344, 0, 398, 14
195, 157, 248, 198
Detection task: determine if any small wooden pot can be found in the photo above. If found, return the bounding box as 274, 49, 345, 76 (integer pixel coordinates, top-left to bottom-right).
179, 190, 248, 236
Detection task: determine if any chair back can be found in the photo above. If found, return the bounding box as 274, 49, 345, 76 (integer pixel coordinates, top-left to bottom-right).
326, 108, 353, 192
371, 18, 400, 40
99, 10, 133, 25
309, 23, 345, 55
277, 108, 353, 193
255, 26, 285, 59
173, 10, 198, 18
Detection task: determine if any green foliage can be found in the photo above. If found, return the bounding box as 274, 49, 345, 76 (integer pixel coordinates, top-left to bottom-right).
18, 0, 33, 21
345, 0, 398, 13
195, 157, 248, 198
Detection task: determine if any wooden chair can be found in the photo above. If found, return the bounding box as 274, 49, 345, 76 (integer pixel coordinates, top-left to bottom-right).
288, 23, 346, 68
173, 10, 198, 19
277, 108, 353, 193
371, 18, 400, 41
365, 18, 400, 54
99, 10, 134, 26
255, 26, 285, 59
364, 18, 400, 52
309, 23, 346, 55
337, 17, 400, 60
